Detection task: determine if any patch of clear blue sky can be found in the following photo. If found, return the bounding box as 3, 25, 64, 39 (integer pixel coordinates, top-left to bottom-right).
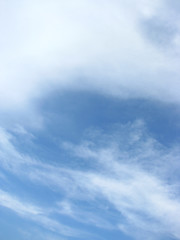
39, 90, 180, 142
13, 90, 180, 160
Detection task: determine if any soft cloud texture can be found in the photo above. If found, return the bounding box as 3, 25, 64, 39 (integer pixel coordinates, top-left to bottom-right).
1, 1, 180, 239
1, 0, 180, 114
0, 189, 87, 238
0, 121, 180, 239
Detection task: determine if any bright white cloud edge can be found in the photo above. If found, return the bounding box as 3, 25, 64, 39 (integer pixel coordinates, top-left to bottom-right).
1, 0, 180, 114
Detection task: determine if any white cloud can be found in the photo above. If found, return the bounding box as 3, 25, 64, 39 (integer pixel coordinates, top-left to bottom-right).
1, 122, 180, 239
56, 200, 114, 229
0, 188, 86, 238
62, 127, 180, 239
0, 0, 180, 116
0, 189, 42, 216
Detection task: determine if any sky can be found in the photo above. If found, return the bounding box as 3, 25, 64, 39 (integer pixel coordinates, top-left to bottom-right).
0, 0, 180, 239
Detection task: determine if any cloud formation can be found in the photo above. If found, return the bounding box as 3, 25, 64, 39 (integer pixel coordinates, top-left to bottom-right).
0, 189, 87, 238
1, 1, 180, 239
0, 121, 180, 239
1, 0, 180, 115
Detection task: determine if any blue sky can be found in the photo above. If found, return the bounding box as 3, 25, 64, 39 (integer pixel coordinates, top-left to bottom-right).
1, 0, 180, 240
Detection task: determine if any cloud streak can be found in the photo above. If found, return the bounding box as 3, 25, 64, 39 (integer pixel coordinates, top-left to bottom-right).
0, 188, 88, 238
0, 121, 180, 239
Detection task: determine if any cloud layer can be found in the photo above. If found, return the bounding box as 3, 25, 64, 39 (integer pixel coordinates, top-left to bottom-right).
0, 121, 180, 239
1, 1, 180, 239
1, 0, 180, 113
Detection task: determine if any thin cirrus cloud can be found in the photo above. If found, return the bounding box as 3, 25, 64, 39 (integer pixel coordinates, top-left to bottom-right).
0, 190, 85, 239
0, 121, 180, 239
0, 0, 180, 114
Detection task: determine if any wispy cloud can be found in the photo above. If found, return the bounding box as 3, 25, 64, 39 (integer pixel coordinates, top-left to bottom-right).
1, 1, 180, 239
0, 121, 180, 239
56, 200, 115, 230
0, 189, 42, 216
0, 189, 87, 238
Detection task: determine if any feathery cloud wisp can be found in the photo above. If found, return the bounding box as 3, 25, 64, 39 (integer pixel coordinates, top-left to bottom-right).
0, 122, 180, 239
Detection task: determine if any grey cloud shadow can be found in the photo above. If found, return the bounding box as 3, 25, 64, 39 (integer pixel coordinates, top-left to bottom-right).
140, 16, 177, 48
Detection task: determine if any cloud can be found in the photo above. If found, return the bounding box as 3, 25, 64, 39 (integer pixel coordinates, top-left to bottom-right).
1, 2, 180, 238
0, 0, 180, 117
0, 189, 86, 238
61, 123, 180, 239
0, 189, 42, 216
0, 121, 180, 239
56, 200, 115, 229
